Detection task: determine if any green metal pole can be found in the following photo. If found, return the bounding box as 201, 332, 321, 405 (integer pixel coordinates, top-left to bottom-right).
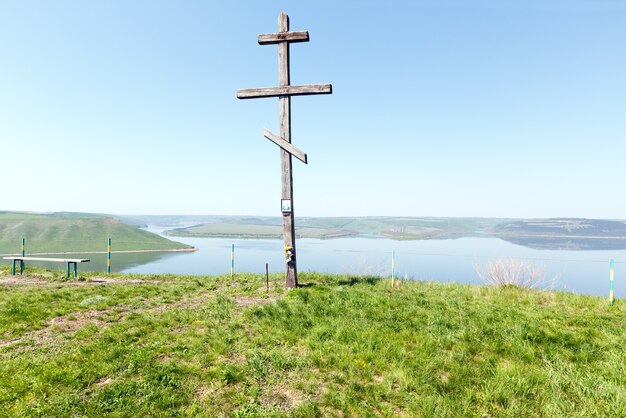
20, 238, 25, 274
74, 262, 78, 278
12, 259, 16, 275
610, 259, 615, 306
391, 250, 395, 287
107, 238, 111, 274
231, 244, 235, 278
66, 262, 70, 278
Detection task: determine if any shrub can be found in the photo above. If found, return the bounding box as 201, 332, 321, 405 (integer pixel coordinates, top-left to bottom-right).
474, 258, 555, 289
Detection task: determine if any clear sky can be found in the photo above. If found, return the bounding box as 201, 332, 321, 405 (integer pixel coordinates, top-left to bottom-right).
0, 1, 624, 218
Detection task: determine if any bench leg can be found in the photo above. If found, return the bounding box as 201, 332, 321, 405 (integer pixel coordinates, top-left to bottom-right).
74, 262, 78, 278
12, 259, 16, 275
66, 262, 70, 278
20, 260, 24, 275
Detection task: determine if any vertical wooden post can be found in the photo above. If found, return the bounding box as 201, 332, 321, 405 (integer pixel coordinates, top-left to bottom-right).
266, 263, 270, 291
278, 12, 298, 288
236, 12, 331, 289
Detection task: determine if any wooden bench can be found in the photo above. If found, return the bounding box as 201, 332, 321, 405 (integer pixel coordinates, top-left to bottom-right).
3, 257, 90, 278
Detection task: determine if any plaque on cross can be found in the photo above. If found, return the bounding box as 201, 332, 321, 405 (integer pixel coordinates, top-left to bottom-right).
237, 12, 332, 288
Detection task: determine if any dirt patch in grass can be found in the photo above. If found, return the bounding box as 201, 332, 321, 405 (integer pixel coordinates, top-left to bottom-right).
0, 274, 212, 287
0, 291, 214, 351
234, 295, 278, 308
194, 385, 212, 401
85, 277, 147, 285
47, 310, 111, 332
0, 276, 49, 286
260, 385, 307, 409
96, 377, 113, 387
0, 276, 148, 287
1, 308, 123, 350
1, 283, 223, 349
0, 338, 22, 349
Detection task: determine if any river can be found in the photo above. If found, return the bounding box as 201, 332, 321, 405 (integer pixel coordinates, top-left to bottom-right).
119, 228, 625, 298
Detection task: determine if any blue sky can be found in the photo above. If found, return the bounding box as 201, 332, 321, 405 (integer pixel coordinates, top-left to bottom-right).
0, 1, 624, 218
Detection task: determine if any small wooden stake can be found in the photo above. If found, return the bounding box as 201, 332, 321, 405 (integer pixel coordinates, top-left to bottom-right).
391, 250, 395, 288
266, 263, 269, 291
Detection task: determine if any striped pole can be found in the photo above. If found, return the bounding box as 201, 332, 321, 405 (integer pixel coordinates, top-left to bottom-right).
391, 250, 395, 288
610, 259, 615, 306
231, 244, 235, 278
107, 238, 111, 274
20, 238, 25, 274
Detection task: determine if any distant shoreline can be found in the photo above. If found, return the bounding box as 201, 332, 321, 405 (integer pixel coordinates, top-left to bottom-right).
0, 248, 197, 257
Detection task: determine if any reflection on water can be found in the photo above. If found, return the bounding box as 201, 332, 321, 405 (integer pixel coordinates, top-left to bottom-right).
501, 237, 626, 251
120, 230, 626, 298
0, 251, 177, 274
3, 227, 623, 298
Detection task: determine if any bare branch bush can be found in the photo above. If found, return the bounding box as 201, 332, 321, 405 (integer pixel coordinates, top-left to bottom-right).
474, 258, 555, 289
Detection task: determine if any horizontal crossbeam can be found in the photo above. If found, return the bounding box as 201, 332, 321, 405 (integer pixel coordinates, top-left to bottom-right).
263, 128, 307, 164
237, 84, 332, 99
258, 31, 309, 45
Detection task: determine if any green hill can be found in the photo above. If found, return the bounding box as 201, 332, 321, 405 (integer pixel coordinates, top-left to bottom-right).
165, 222, 353, 239
495, 218, 626, 250
0, 271, 624, 416
0, 212, 190, 255
163, 216, 503, 240
160, 216, 626, 250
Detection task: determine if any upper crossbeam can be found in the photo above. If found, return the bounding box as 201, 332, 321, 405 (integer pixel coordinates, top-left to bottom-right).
258, 31, 309, 45
236, 84, 332, 99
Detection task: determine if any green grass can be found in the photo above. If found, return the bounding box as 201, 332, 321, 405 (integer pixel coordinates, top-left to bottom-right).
0, 211, 190, 255
1, 267, 625, 416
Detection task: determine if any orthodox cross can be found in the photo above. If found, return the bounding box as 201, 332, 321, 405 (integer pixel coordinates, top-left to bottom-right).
237, 12, 332, 288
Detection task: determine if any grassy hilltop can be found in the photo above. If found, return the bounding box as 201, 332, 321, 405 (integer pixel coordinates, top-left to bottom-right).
0, 269, 624, 416
0, 212, 190, 255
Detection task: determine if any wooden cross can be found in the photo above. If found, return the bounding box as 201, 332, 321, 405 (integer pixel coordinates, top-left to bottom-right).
237, 12, 332, 288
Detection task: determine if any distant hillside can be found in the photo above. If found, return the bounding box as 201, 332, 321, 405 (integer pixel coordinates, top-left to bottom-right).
495, 218, 626, 238
0, 212, 191, 255
163, 217, 504, 240
494, 218, 626, 250
298, 217, 501, 240
165, 222, 353, 240
161, 216, 626, 250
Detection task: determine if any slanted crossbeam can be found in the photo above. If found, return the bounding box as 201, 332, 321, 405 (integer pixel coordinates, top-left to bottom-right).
263, 128, 307, 164
237, 12, 332, 289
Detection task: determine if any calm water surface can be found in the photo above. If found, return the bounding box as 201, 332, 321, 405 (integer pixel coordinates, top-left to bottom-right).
122, 228, 626, 297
